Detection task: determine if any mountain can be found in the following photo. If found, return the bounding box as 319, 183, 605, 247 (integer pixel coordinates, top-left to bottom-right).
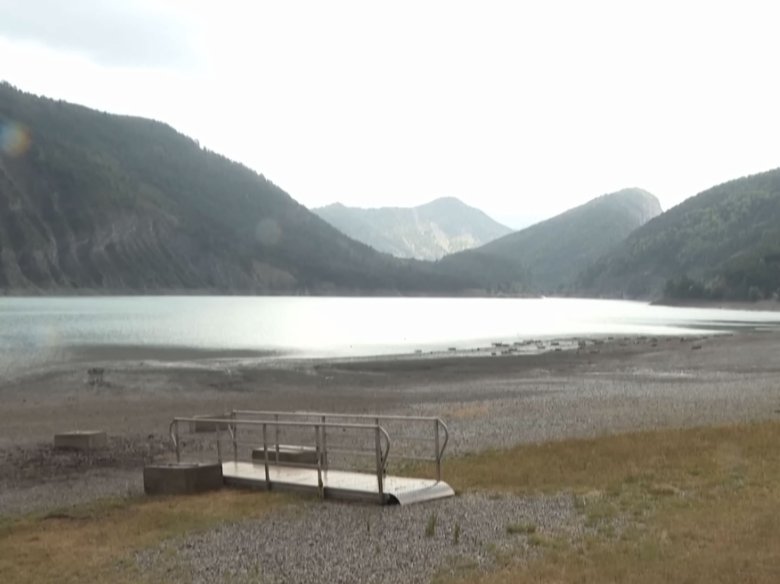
577, 168, 780, 301
438, 188, 662, 293
0, 83, 478, 294
313, 198, 512, 261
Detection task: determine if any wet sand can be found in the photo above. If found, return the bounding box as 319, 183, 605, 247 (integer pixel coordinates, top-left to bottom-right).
2, 330, 780, 515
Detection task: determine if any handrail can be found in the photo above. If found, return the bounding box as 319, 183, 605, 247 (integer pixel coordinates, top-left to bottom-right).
232, 409, 445, 424
168, 416, 392, 493
438, 418, 450, 464
169, 409, 451, 502
434, 417, 449, 482
231, 409, 449, 481
173, 416, 389, 430
169, 419, 178, 459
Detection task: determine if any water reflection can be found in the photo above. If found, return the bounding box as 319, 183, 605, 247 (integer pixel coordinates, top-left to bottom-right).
1, 296, 778, 378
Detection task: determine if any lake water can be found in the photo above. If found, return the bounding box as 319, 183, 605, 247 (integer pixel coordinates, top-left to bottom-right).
1, 296, 779, 379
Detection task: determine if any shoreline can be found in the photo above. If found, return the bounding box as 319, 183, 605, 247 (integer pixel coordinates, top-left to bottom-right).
0, 324, 764, 387
652, 298, 780, 311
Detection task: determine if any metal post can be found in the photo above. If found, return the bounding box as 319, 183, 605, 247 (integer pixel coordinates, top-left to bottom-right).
232, 411, 238, 462
375, 417, 381, 471
216, 422, 222, 463
262, 423, 270, 486
174, 420, 181, 463
375, 423, 384, 504
321, 415, 328, 472
315, 424, 324, 499
434, 418, 442, 482
274, 414, 280, 464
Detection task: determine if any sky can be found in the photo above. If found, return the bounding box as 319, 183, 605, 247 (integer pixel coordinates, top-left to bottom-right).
1, 1, 779, 228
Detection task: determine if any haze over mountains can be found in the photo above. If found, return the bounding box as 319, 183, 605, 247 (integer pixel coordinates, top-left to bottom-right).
439, 189, 662, 293
1, 82, 778, 302
314, 198, 512, 261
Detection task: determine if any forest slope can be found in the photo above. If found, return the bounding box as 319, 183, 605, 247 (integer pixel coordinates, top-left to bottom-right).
578, 168, 780, 300
0, 83, 476, 294
438, 188, 661, 293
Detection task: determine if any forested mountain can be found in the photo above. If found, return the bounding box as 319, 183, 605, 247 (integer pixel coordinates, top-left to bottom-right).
577, 168, 780, 301
0, 83, 478, 294
12, 82, 772, 301
438, 188, 661, 293
313, 198, 511, 260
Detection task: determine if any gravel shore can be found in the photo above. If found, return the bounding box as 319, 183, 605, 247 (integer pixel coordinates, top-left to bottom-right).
137, 493, 583, 584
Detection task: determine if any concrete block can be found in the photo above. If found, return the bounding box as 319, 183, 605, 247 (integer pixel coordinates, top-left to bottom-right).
54, 431, 108, 451
252, 444, 319, 466
143, 462, 224, 495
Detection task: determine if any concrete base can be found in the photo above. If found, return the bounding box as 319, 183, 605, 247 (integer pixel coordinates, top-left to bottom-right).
252, 444, 319, 466
189, 414, 231, 433
143, 462, 224, 495
54, 431, 108, 451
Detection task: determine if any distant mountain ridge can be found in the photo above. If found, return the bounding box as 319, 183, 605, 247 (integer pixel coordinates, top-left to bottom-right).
314, 197, 512, 260
577, 168, 780, 300
11, 82, 770, 301
0, 82, 479, 294
438, 188, 662, 293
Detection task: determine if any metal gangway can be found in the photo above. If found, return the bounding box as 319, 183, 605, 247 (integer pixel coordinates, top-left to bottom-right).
169, 410, 454, 505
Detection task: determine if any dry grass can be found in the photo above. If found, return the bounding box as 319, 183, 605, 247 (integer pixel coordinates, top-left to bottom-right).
438, 422, 779, 494
0, 489, 293, 584
4, 422, 779, 584
436, 421, 780, 584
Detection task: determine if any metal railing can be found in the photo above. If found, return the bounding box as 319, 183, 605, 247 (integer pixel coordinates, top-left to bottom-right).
169, 416, 391, 501
230, 410, 450, 481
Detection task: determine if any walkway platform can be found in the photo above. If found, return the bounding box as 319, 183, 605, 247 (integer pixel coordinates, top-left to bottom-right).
222, 461, 454, 505
168, 411, 454, 506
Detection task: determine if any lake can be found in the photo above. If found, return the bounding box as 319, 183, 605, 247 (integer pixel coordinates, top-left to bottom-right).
1, 296, 779, 379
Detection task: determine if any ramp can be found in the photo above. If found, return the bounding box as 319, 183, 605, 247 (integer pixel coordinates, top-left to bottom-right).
222, 461, 454, 505
169, 411, 454, 506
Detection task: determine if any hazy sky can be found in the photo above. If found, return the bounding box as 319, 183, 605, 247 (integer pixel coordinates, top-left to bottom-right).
1, 0, 779, 228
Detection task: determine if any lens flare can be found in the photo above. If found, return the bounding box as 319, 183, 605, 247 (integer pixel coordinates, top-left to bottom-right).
0, 122, 31, 157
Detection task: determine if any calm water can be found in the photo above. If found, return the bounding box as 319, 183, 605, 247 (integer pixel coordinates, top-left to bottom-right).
1, 296, 779, 379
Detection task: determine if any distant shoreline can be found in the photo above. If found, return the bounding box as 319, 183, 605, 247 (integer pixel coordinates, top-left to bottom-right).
652, 298, 780, 312
4, 290, 777, 310
0, 289, 542, 298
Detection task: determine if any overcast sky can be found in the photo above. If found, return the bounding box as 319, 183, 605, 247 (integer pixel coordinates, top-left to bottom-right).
1, 0, 778, 228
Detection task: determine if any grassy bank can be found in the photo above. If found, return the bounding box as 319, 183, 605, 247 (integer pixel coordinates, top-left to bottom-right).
0, 490, 294, 584
2, 421, 778, 583
435, 421, 780, 583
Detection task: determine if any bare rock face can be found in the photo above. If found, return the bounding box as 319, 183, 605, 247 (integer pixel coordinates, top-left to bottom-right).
314, 197, 512, 261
